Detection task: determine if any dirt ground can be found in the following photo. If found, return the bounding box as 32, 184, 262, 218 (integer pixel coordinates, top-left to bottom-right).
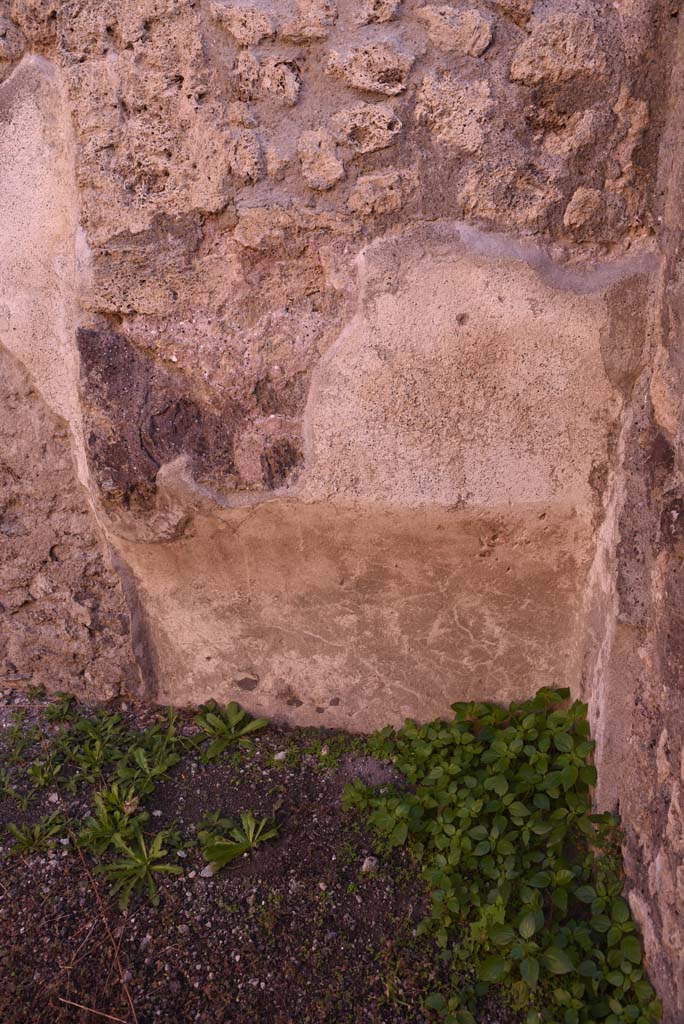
0, 689, 474, 1024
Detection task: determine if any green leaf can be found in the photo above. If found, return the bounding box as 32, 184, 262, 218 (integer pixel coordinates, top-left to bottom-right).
239, 717, 270, 736
633, 979, 655, 1001
486, 775, 509, 796
391, 822, 408, 846
478, 956, 508, 983
622, 935, 642, 964
425, 992, 447, 1011
489, 924, 515, 946
204, 839, 250, 868
543, 947, 575, 975
468, 824, 487, 839
553, 887, 568, 914
508, 802, 530, 817
579, 960, 599, 979
554, 733, 574, 752
575, 885, 597, 904
521, 957, 539, 989
455, 1013, 476, 1024
519, 912, 538, 939
542, 770, 563, 791
611, 898, 630, 924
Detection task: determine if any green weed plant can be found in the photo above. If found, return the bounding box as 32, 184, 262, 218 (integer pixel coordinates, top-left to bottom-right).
193, 701, 268, 761
343, 687, 662, 1024
198, 809, 279, 871
97, 831, 182, 908
4, 699, 273, 909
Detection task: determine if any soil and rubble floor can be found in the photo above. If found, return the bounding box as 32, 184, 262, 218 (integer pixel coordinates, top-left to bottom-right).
0, 689, 519, 1024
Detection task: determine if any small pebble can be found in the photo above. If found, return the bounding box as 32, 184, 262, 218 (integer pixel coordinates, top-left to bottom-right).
274, 751, 287, 762
361, 856, 379, 874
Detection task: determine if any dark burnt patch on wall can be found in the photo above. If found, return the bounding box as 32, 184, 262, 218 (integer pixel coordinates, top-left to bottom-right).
260, 438, 303, 489
77, 327, 244, 513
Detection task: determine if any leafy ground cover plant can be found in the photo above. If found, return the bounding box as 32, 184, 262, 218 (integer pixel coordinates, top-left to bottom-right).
44, 692, 78, 724
1, 696, 445, 1024
2, 697, 274, 910
26, 759, 62, 789
5, 710, 39, 765
97, 831, 182, 908
114, 712, 182, 795
7, 813, 68, 855
52, 709, 127, 787
0, 766, 31, 811
77, 784, 149, 855
343, 687, 662, 1024
198, 810, 279, 871
193, 701, 269, 761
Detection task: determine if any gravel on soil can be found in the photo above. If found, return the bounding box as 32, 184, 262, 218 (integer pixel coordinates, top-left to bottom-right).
0, 689, 516, 1024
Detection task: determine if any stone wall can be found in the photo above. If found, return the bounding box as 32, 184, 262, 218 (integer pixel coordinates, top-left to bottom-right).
584, 13, 684, 1014
1, 0, 684, 1016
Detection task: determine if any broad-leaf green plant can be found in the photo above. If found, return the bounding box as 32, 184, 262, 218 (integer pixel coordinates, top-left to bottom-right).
26, 760, 62, 789
193, 702, 268, 761
78, 785, 149, 855
6, 813, 68, 855
198, 810, 278, 871
344, 688, 662, 1024
44, 692, 77, 724
97, 831, 182, 908
53, 710, 126, 786
6, 710, 39, 765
